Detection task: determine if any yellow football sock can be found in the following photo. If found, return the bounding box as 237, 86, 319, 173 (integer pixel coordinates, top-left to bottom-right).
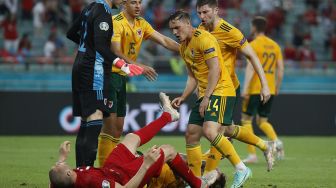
148, 164, 176, 188
259, 121, 278, 141
232, 125, 261, 145
186, 144, 202, 177
201, 150, 210, 161
212, 134, 241, 166
243, 123, 257, 154
204, 146, 222, 173
98, 133, 120, 167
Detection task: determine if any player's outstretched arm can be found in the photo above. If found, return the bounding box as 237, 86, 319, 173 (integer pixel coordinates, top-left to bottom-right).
241, 45, 270, 103
149, 31, 180, 52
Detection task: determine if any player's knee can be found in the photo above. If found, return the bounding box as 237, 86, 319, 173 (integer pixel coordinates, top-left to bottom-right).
223, 125, 236, 137
124, 133, 140, 144
203, 126, 218, 141
159, 145, 177, 161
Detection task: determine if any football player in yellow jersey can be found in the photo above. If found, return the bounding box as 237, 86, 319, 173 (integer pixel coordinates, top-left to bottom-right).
242, 16, 285, 163
169, 10, 251, 188
97, 0, 180, 168
194, 0, 275, 174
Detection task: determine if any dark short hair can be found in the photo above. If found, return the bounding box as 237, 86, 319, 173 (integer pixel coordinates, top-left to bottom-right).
252, 16, 267, 32
168, 10, 191, 23
196, 0, 218, 8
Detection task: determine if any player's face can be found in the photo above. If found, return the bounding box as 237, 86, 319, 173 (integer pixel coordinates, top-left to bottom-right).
196, 4, 218, 26
124, 0, 142, 17
169, 19, 190, 42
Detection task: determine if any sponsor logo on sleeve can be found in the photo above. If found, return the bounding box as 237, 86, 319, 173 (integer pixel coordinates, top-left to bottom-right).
99, 22, 109, 31
204, 48, 215, 54
239, 37, 247, 46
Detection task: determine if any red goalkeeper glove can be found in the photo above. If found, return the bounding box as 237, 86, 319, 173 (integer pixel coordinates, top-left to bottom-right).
113, 58, 144, 76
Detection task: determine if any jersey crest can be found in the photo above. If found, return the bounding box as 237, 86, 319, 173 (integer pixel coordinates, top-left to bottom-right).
136, 29, 142, 37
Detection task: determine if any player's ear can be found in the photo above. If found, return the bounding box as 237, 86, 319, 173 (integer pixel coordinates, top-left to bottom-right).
66, 170, 72, 177
214, 7, 218, 14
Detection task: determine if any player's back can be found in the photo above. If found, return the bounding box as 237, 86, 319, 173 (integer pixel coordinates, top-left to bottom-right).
248, 35, 282, 94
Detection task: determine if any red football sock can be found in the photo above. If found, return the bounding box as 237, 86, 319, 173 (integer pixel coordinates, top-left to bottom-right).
133, 112, 172, 146
169, 154, 202, 188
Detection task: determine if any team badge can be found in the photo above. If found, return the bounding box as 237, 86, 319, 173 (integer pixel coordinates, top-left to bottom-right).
108, 101, 113, 108
102, 180, 110, 188
137, 29, 142, 37
99, 22, 109, 31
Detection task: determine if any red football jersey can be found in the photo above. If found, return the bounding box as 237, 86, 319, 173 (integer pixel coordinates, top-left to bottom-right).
74, 166, 118, 188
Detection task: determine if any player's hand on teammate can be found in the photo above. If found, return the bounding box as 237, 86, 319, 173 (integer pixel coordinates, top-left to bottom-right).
171, 96, 185, 108
199, 96, 210, 118
144, 145, 161, 167
260, 86, 271, 104
113, 58, 144, 76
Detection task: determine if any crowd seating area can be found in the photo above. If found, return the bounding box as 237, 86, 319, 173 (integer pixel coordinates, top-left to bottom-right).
0, 0, 335, 93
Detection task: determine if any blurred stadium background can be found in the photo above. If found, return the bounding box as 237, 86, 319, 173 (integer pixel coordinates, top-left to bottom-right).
0, 0, 335, 135
0, 0, 335, 187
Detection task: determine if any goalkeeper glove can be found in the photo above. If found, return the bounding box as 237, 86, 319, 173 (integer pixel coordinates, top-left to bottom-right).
113, 58, 143, 76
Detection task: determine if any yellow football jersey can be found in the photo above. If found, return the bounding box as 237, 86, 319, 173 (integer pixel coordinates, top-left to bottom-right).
248, 35, 283, 95
199, 19, 248, 89
111, 12, 155, 75
179, 29, 235, 98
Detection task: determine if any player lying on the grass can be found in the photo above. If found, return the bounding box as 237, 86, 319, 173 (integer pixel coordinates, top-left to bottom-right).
49, 93, 220, 188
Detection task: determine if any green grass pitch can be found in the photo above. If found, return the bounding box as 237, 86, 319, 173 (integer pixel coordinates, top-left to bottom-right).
0, 136, 335, 188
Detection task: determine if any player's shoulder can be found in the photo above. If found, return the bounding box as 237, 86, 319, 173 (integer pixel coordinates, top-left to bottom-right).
267, 37, 281, 49
194, 29, 213, 39
93, 2, 113, 15
113, 13, 125, 22
218, 19, 240, 33
261, 36, 281, 49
